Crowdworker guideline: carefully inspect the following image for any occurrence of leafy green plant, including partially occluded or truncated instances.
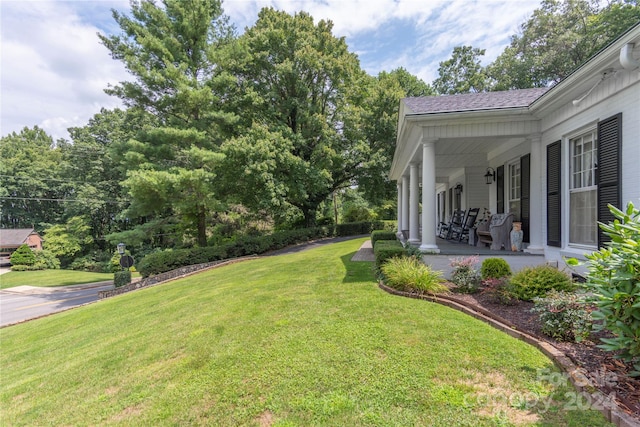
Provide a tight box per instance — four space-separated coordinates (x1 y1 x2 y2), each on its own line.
449 256 481 293
509 265 575 301
481 257 512 279
114 270 132 288
381 256 447 294
581 202 640 375
33 250 60 270
481 277 518 305
373 239 406 269
371 230 397 247
532 291 592 342
9 244 36 267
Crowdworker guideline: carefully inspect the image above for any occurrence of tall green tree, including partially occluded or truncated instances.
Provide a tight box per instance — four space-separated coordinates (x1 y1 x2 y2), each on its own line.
0 127 70 229
99 0 236 246
63 108 148 249
220 8 368 227
488 0 640 90
357 68 433 204
433 46 489 94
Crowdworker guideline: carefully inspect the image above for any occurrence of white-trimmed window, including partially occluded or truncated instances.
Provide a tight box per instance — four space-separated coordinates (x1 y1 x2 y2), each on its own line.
508 161 521 221
569 130 598 246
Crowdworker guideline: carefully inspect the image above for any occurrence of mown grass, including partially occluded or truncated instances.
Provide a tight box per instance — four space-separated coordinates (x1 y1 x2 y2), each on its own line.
0 269 119 289
0 238 611 426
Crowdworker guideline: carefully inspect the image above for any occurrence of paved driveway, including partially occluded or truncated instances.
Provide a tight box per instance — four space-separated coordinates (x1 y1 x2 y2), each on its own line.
0 282 113 327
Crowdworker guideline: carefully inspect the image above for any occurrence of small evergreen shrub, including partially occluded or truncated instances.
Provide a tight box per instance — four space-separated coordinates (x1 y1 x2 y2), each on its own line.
381 256 447 294
481 277 518 305
481 258 512 280
9 244 36 266
581 202 640 375
114 270 132 288
509 264 575 301
449 256 481 293
33 250 60 270
371 230 397 247
532 290 592 342
373 240 406 268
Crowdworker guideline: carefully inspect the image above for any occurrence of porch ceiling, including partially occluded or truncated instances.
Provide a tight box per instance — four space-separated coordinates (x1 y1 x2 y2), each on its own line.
405 135 522 177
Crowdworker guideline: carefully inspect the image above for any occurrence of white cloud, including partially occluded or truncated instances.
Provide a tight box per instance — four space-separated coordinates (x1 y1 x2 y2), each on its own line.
1 0 129 141
1 0 541 141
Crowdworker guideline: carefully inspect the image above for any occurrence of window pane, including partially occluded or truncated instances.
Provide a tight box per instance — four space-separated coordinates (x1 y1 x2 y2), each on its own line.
570 189 597 245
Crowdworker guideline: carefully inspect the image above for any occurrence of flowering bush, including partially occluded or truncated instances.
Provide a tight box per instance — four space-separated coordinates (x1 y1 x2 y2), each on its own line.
449 256 481 293
532 290 592 342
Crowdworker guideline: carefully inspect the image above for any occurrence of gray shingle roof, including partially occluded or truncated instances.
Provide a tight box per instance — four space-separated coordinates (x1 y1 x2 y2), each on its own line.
403 87 550 114
0 228 37 248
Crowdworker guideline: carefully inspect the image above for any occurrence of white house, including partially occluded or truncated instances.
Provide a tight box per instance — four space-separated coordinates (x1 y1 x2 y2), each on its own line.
390 22 640 269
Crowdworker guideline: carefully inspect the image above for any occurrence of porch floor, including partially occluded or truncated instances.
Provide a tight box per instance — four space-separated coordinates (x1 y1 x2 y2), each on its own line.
353 238 547 279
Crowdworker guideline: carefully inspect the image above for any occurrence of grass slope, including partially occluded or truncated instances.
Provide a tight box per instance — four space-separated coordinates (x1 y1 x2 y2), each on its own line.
1 238 610 426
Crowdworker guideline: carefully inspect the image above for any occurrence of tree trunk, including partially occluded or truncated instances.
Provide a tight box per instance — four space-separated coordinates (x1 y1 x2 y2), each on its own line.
197 204 207 247
303 208 317 228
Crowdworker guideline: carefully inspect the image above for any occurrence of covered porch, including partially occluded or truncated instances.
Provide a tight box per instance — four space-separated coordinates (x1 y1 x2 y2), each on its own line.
390 88 549 255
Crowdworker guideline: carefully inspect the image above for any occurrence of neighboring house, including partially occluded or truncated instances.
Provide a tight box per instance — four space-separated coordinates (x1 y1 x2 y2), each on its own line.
390 23 640 271
0 228 44 264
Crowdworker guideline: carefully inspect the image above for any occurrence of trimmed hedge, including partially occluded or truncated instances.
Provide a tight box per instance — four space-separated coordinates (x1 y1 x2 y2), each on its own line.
373 240 406 268
114 270 132 288
371 230 397 247
137 223 380 278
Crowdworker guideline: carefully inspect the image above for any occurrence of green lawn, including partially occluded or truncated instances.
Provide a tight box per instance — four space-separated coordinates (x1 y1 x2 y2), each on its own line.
0 238 611 426
0 269 135 289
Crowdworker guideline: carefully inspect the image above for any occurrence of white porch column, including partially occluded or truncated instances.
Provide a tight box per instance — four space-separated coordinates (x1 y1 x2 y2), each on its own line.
420 141 440 252
396 182 402 234
526 134 544 254
409 162 420 243
401 175 409 235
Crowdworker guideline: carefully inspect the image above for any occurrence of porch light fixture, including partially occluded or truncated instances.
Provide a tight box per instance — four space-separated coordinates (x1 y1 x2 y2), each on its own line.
454 183 463 196
117 242 126 255
484 167 496 184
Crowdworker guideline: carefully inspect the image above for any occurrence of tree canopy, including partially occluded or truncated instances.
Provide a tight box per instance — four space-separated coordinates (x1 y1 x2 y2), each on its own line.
1 0 637 268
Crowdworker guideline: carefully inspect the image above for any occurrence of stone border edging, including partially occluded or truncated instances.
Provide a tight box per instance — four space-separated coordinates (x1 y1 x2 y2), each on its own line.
98 256 259 299
377 282 639 427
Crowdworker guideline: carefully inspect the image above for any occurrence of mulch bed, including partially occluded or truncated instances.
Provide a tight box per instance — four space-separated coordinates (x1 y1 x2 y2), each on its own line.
441 288 640 424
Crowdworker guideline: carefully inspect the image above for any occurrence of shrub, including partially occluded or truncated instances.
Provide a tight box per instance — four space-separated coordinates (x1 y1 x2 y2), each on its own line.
381 256 447 294
336 221 384 236
137 226 337 277
509 264 575 301
481 258 512 280
343 206 373 222
373 240 406 268
449 256 481 293
10 244 36 266
114 270 132 288
371 230 397 247
532 290 592 342
481 277 518 305
10 265 30 271
581 202 640 375
33 250 60 270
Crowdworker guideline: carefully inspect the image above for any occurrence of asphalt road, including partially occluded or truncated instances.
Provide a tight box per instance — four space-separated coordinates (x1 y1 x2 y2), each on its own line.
0 282 114 327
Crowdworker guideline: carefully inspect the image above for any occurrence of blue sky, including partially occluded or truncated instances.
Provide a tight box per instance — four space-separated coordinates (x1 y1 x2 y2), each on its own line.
0 0 540 141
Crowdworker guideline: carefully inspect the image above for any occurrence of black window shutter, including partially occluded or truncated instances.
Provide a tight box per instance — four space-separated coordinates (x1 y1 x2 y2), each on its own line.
547 141 561 247
597 113 622 248
496 165 504 214
521 154 530 243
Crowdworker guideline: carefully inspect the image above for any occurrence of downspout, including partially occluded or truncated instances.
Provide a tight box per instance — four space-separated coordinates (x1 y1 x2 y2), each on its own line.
620 43 639 71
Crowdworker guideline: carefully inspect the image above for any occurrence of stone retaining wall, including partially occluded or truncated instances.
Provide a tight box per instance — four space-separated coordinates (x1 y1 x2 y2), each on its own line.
98 256 257 299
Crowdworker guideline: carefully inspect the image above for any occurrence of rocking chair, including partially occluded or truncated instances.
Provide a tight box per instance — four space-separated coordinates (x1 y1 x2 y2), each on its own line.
449 208 480 242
